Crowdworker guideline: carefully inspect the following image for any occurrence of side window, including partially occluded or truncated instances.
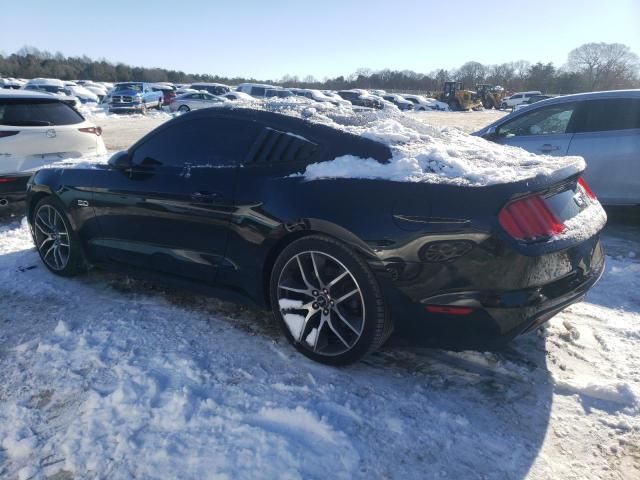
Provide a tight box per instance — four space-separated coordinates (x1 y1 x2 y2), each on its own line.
511 94 522 100
575 99 640 133
251 87 266 97
497 103 577 137
131 118 259 168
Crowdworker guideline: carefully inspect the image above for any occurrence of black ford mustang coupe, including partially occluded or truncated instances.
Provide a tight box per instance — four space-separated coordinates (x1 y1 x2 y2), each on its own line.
26 108 605 364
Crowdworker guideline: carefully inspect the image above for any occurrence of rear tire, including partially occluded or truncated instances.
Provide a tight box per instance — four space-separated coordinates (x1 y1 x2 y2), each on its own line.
179 105 190 113
270 235 392 365
31 197 87 277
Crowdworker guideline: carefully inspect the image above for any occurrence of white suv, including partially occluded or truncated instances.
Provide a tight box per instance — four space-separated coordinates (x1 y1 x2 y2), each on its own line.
501 91 542 109
236 83 282 98
0 90 106 203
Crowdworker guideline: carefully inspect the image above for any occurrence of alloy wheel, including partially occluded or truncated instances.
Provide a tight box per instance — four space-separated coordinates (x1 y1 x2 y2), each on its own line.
33 204 70 271
277 251 365 356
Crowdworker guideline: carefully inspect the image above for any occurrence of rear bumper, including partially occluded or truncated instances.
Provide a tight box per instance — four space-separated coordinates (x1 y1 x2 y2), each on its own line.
380 236 605 350
0 174 31 203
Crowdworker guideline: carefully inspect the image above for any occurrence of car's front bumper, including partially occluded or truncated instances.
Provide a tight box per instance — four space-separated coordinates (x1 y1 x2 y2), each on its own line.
379 235 605 350
109 103 145 112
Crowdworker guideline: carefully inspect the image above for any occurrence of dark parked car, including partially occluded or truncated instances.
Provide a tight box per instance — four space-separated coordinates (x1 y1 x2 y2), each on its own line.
190 83 231 96
382 94 414 111
337 90 384 109
26 108 605 365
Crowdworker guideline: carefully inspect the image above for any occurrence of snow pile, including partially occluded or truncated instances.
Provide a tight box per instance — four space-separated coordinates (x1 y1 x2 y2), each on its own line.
554 378 639 409
298 112 586 186
79 104 175 121
0 315 359 479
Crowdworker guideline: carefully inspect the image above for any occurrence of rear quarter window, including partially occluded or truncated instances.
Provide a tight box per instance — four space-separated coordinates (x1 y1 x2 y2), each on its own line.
575 98 640 132
0 99 85 126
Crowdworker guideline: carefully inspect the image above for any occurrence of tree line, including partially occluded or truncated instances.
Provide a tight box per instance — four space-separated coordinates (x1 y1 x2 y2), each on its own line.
1 43 638 94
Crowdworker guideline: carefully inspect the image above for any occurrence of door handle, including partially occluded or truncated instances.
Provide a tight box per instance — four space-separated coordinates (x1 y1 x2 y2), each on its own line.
540 144 560 152
190 191 220 202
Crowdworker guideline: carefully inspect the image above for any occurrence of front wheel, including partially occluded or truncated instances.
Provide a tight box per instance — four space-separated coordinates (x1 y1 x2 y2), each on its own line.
178 105 190 112
270 235 392 365
31 197 87 276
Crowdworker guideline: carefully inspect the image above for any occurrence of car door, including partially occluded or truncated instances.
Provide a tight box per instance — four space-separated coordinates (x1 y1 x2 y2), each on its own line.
567 98 640 205
89 116 255 283
493 102 579 156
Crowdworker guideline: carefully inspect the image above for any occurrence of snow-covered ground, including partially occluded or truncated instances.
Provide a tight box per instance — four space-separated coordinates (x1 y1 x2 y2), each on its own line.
0 209 638 479
1 109 637 479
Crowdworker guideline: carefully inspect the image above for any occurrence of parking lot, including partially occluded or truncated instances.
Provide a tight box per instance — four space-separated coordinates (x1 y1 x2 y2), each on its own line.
0 108 638 480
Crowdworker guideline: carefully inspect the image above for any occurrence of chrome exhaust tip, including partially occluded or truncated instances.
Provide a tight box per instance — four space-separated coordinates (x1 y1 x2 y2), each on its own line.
0 198 9 207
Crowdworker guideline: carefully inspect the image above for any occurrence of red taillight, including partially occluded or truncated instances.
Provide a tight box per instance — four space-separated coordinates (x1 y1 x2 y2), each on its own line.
0 177 18 183
0 131 19 138
578 177 596 200
499 194 564 242
78 126 102 136
425 305 474 315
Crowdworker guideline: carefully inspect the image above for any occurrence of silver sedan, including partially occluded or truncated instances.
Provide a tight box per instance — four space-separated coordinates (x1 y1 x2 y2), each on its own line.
474 89 640 206
169 92 226 112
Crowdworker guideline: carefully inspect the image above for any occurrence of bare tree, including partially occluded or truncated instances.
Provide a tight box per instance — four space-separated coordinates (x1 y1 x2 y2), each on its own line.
566 42 640 90
455 61 486 88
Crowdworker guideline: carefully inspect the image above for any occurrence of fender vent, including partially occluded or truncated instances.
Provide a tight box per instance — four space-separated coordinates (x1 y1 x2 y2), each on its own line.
246 127 319 165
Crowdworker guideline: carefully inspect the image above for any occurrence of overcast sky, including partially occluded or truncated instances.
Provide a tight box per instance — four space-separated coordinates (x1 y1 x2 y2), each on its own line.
1 0 639 79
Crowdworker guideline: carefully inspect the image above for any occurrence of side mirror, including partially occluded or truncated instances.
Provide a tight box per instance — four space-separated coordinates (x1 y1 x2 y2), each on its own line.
483 126 498 141
108 151 131 170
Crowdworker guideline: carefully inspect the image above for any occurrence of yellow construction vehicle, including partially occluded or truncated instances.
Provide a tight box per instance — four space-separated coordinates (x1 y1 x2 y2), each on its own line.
475 84 506 109
440 81 483 111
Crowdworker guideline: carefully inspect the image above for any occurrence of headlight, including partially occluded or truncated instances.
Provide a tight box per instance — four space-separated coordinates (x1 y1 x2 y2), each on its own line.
132 96 143 103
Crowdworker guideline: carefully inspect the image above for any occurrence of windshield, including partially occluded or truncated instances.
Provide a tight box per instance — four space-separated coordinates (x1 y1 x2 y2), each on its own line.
265 90 292 98
115 83 143 92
